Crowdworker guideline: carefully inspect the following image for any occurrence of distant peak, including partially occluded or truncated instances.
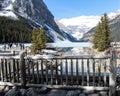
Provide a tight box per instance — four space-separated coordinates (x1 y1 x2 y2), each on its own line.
59 15 100 28
108 9 120 19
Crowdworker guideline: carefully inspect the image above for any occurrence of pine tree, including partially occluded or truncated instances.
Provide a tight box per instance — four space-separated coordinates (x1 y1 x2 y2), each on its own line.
93 13 111 51
31 27 48 53
93 22 101 49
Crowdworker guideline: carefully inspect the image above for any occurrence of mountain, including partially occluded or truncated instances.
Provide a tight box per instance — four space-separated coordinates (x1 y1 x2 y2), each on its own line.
58 16 100 40
0 0 76 42
58 10 120 40
83 11 120 42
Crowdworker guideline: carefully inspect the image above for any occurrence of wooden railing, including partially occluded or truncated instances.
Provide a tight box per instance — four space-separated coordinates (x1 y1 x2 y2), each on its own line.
0 51 118 96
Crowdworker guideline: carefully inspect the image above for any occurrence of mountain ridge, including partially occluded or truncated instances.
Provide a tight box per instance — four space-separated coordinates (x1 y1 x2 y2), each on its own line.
83 14 120 42
58 10 120 40
0 0 77 42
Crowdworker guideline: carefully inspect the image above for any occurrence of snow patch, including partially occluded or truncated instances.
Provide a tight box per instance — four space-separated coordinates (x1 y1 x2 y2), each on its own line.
0 81 14 86
108 10 120 19
27 54 54 60
4 3 13 10
11 0 16 3
72 31 83 40
0 0 18 19
0 10 18 19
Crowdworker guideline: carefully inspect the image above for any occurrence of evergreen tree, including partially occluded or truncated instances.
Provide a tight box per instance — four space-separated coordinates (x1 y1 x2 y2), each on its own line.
93 22 101 49
93 13 111 51
31 27 48 53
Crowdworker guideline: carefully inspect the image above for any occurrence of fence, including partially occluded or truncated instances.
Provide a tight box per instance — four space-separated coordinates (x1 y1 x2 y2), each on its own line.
0 51 118 96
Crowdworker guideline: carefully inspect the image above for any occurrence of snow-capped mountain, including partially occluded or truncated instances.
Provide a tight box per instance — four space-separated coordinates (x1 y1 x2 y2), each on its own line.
108 10 120 19
58 16 100 40
84 12 120 42
0 0 77 42
58 10 120 40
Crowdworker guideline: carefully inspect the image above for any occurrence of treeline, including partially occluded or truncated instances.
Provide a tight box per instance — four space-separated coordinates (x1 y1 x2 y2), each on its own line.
0 16 32 43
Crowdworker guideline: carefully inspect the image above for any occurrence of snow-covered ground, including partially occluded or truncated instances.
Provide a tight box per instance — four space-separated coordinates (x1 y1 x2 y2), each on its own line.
58 9 120 39
0 41 92 57
0 41 92 48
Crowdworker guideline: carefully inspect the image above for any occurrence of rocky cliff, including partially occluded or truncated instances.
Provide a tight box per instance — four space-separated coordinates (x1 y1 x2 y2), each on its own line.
13 0 60 32
0 0 77 42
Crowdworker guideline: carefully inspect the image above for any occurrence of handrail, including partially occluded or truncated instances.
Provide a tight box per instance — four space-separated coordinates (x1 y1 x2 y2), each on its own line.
0 50 118 96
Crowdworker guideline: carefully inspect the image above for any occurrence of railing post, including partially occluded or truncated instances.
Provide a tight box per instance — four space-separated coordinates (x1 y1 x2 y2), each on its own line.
11 50 15 56
19 51 26 88
109 50 117 96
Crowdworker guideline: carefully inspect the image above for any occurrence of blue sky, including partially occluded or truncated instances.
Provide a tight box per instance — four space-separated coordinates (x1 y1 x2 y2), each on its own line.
44 0 120 20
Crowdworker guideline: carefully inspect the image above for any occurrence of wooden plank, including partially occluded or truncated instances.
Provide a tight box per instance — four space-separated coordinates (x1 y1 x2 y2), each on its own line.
8 60 12 82
93 58 95 86
27 60 31 83
45 59 48 85
76 59 79 85
87 59 90 86
50 59 53 85
60 59 63 85
26 84 109 91
20 52 26 88
5 59 8 81
71 59 73 85
66 59 68 85
31 61 35 83
98 59 101 86
16 59 20 82
36 60 39 84
109 50 117 96
40 59 44 84
1 59 4 81
104 58 107 86
55 59 58 85
82 59 84 86
13 59 16 82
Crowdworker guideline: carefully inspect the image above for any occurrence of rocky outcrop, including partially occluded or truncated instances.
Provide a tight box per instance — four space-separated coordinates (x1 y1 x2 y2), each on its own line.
0 0 77 42
13 0 60 32
0 0 60 32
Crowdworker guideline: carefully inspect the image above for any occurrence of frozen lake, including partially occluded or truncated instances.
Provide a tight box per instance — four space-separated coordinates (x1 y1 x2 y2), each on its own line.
0 41 92 48
47 41 93 48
